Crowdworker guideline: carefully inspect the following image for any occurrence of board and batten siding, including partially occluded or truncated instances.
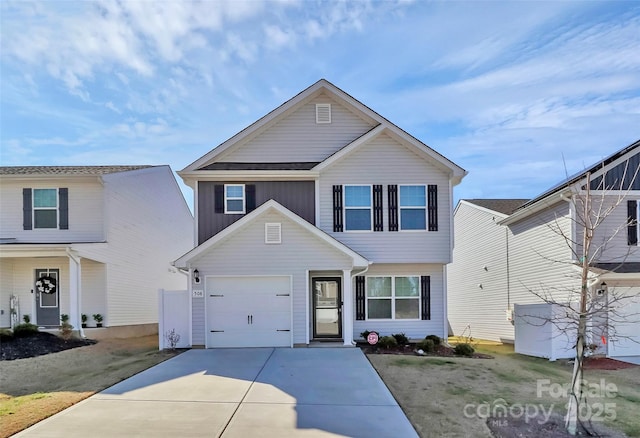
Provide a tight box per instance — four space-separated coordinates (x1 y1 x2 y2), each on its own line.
0 178 105 243
189 210 354 345
197 180 315 244
319 133 452 263
352 263 446 340
77 167 193 327
217 93 376 163
447 202 514 342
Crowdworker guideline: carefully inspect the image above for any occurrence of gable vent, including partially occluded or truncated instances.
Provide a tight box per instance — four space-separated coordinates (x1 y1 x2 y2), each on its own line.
265 223 282 244
316 103 331 124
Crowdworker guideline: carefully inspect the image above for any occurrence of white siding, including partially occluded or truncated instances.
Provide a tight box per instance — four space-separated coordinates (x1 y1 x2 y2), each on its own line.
77 167 193 327
192 296 205 345
219 93 376 163
0 258 14 327
352 263 446 340
80 259 106 323
0 178 105 243
189 210 354 345
319 133 452 263
448 203 514 342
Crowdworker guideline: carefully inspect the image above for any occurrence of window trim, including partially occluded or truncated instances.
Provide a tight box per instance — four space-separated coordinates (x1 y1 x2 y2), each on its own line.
398 184 428 232
224 184 246 214
32 188 59 230
343 184 373 232
365 275 421 321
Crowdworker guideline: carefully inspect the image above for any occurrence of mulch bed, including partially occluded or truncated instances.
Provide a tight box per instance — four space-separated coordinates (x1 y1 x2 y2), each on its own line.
487 412 627 438
583 356 638 370
0 332 96 361
359 342 493 359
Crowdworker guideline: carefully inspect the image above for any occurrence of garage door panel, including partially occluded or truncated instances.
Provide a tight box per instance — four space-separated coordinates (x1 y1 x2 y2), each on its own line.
206 276 292 348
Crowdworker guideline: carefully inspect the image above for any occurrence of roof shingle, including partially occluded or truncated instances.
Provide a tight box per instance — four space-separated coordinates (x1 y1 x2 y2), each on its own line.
0 165 153 176
464 199 530 215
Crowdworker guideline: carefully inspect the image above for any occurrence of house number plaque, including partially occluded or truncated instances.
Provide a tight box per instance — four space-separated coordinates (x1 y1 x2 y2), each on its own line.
192 290 204 298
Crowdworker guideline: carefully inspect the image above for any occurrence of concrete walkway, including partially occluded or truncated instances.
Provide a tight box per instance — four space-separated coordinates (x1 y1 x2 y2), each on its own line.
17 348 417 437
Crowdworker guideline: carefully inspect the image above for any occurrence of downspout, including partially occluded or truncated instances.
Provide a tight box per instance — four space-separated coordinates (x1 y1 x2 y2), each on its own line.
349 262 372 346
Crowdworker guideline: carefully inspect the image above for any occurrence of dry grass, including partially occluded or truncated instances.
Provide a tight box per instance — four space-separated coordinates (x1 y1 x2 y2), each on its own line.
0 335 179 438
369 343 640 438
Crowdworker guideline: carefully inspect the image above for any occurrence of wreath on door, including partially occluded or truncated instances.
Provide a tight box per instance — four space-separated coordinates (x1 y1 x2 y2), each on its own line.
36 276 57 294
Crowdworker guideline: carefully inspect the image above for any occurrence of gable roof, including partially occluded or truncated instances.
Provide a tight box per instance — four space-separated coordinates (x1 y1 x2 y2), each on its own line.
173 199 369 269
0 165 153 176
180 79 466 184
500 138 640 225
463 199 530 216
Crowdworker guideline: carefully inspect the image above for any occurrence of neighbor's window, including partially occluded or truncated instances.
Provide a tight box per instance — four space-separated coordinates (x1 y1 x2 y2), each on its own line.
224 184 245 214
344 185 372 231
399 185 426 230
33 189 58 229
367 276 420 320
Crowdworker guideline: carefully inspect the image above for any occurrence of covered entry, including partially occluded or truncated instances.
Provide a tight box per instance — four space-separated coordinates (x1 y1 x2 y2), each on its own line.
206 276 291 348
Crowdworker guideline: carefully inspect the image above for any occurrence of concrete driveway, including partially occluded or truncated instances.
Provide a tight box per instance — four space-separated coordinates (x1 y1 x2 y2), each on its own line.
17 348 417 437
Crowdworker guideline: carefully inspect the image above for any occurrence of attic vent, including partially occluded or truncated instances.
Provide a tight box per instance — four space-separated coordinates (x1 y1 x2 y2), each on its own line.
265 223 282 244
316 104 331 124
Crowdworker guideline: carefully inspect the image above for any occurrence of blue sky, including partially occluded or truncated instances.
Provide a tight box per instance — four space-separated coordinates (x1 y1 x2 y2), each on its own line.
1 1 639 210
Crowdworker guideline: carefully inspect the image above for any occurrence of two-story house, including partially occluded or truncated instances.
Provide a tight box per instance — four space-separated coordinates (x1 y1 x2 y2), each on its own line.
173 79 466 348
448 139 640 364
0 165 193 337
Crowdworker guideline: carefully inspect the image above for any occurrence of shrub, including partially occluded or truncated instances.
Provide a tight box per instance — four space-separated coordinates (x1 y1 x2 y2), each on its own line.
425 334 441 346
360 330 372 340
0 328 13 341
377 336 398 349
417 338 435 353
22 314 31 324
59 315 74 341
392 333 409 345
12 323 39 338
454 343 475 357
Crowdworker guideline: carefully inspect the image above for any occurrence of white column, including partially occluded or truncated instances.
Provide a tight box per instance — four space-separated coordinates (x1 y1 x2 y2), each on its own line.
342 269 354 346
67 250 83 336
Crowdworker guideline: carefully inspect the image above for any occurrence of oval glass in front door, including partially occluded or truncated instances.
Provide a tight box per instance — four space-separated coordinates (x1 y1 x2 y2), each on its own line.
313 278 342 338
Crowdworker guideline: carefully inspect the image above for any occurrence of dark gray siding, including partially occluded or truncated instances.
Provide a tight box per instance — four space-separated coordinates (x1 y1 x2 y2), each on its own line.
198 180 315 244
590 151 640 190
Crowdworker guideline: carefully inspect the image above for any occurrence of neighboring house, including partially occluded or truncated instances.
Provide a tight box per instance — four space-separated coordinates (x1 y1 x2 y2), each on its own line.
0 165 193 336
448 139 640 364
173 79 466 348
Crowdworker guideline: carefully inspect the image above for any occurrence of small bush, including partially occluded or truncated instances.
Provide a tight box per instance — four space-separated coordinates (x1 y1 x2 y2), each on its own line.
454 343 475 357
60 314 70 323
425 334 441 346
0 328 13 341
12 323 39 338
22 314 31 324
377 335 398 349
417 338 435 353
360 330 372 340
392 333 409 345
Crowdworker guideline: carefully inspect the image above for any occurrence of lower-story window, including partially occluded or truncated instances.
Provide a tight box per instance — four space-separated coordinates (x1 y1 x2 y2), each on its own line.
366 276 420 319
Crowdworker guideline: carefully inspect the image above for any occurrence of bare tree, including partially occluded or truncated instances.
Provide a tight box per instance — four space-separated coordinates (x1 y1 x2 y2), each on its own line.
520 160 640 435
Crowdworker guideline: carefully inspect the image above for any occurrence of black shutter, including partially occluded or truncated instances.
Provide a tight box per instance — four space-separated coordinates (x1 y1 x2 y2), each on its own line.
214 185 224 213
246 185 256 212
58 188 69 230
421 276 431 320
23 188 32 230
428 185 438 231
388 185 398 232
333 185 343 232
373 185 383 231
356 275 366 320
628 200 638 245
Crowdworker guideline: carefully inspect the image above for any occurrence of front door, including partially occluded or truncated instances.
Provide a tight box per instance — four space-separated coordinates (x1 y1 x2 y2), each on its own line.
312 277 342 339
35 268 60 326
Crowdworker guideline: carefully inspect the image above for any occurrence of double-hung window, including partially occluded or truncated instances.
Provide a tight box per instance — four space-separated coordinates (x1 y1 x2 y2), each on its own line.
399 185 426 230
344 185 372 231
224 184 245 214
33 189 58 229
366 276 420 320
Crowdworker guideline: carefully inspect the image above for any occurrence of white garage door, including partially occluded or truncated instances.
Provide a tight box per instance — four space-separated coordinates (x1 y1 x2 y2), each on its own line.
206 276 291 348
607 287 640 363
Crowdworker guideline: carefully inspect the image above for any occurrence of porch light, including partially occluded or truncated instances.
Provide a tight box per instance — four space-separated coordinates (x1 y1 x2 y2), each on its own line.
193 269 200 284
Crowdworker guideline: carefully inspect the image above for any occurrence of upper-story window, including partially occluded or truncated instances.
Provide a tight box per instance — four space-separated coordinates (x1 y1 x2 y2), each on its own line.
399 185 427 230
33 189 58 228
224 184 245 214
344 185 372 231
